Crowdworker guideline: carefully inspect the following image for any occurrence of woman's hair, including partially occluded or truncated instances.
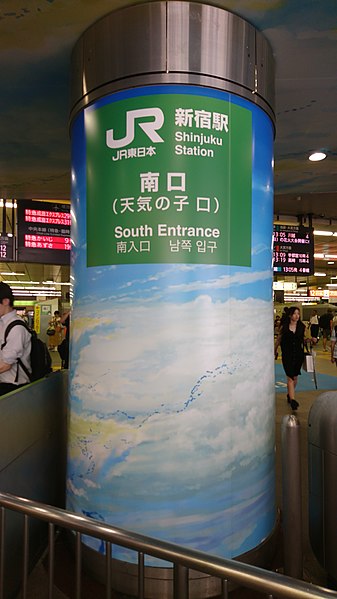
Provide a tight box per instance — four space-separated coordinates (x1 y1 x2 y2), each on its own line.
280 306 289 326
287 306 300 318
283 306 305 336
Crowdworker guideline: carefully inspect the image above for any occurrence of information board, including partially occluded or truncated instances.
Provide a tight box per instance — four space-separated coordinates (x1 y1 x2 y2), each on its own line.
273 224 314 275
17 200 71 265
0 233 14 261
85 90 252 267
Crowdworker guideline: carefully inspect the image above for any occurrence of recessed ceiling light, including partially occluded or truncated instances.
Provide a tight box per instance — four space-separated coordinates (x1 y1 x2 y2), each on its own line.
328 261 335 265
309 151 326 162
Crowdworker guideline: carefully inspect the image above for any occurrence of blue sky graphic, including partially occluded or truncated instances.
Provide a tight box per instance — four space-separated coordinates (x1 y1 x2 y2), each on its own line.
67 87 276 562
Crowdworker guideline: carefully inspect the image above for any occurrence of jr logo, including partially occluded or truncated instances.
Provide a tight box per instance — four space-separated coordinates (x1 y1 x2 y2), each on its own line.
106 108 164 149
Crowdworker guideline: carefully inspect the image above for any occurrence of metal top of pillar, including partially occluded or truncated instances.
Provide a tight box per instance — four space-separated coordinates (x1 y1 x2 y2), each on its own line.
70 1 275 126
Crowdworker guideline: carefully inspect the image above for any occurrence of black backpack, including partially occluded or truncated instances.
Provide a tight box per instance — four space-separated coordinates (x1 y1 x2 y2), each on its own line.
1 320 52 382
319 313 330 329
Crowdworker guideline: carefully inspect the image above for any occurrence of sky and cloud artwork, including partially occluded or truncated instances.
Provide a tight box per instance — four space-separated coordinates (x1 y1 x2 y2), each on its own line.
67 88 276 564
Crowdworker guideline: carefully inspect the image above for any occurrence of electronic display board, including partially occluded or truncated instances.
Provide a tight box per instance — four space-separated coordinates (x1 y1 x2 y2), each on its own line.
0 233 14 261
17 200 71 265
273 224 314 275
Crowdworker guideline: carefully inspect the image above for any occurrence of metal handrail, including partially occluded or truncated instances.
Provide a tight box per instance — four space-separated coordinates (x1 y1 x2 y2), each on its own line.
0 491 335 599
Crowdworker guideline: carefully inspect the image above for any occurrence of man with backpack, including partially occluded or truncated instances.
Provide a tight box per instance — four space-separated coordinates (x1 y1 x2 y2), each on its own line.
0 282 32 395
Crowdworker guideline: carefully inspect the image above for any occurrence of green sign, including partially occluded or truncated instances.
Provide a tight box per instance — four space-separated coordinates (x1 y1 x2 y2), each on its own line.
86 90 252 267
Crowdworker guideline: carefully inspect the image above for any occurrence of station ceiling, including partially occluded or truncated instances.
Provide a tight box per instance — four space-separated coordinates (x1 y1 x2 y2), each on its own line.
0 0 336 295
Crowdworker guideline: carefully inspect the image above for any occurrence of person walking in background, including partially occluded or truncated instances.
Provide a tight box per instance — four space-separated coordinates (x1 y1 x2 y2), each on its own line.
331 323 337 367
274 306 306 411
47 310 63 351
319 308 333 351
0 282 31 396
280 306 289 328
274 315 281 338
58 309 70 368
332 310 337 333
308 309 319 346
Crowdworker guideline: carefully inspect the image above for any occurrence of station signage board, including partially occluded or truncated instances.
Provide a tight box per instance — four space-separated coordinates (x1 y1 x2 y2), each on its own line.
0 233 14 261
309 289 337 298
85 90 252 267
273 224 314 275
17 200 71 265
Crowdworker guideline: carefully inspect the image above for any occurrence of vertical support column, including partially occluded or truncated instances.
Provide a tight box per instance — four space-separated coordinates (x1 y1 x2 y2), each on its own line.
282 414 303 579
173 564 189 599
68 2 275 590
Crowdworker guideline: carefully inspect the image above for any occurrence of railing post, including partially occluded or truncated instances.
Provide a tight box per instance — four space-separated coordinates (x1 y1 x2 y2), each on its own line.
221 577 228 598
75 531 81 599
281 414 303 579
105 541 111 599
22 515 29 599
173 563 189 599
48 522 55 599
0 507 5 599
138 551 144 599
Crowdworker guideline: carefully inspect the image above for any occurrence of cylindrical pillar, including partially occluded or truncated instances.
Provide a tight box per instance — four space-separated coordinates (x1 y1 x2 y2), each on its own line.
68 1 275 594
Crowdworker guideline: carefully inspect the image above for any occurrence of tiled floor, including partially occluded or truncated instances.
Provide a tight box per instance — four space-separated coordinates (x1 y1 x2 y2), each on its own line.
21 342 337 597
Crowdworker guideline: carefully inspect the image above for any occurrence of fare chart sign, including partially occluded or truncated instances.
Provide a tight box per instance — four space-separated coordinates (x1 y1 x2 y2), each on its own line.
85 89 252 267
273 224 314 275
17 200 71 265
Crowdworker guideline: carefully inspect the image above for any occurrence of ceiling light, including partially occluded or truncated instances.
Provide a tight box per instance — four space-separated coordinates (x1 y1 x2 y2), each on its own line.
314 272 326 276
11 286 56 291
12 291 62 297
3 280 40 285
313 230 333 236
328 261 335 265
0 199 17 208
309 151 326 162
0 272 25 276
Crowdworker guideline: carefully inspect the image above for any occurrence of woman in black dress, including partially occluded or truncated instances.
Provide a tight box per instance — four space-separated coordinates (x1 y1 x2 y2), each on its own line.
274 306 305 411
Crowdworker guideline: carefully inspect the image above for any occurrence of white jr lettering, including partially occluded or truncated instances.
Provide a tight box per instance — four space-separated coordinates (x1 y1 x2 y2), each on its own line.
106 108 164 149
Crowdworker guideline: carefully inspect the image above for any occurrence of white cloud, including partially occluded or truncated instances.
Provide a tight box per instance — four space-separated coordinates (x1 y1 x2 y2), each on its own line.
69 294 274 488
68 293 275 557
167 270 270 292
